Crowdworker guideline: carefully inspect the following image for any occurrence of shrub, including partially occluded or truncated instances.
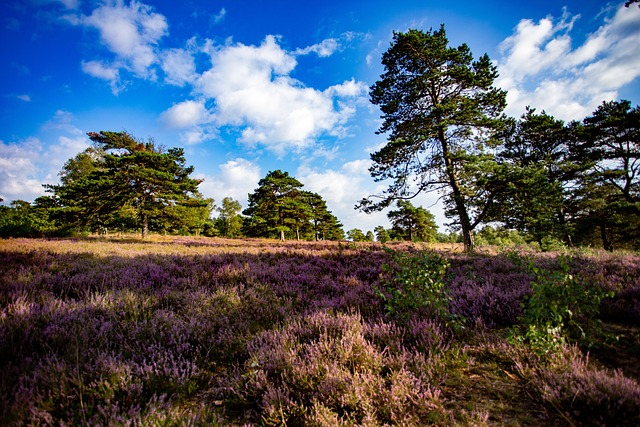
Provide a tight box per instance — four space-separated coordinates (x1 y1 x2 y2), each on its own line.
515 255 614 354
376 248 459 326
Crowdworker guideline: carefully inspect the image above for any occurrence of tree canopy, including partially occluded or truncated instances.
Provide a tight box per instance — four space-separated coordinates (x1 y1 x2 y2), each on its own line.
45 131 205 238
243 170 344 241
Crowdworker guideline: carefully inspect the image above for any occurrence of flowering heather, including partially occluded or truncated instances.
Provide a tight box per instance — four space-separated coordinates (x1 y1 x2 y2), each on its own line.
1 236 639 425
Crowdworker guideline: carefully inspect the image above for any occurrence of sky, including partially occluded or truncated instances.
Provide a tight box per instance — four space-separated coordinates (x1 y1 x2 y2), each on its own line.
1 0 639 234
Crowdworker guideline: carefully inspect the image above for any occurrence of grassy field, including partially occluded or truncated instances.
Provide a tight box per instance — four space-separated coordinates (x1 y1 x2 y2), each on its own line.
1 236 639 426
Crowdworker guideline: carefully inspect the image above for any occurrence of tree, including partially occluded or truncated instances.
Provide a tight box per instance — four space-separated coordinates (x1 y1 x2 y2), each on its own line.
347 228 367 242
387 200 438 242
358 26 507 252
243 170 305 240
302 191 344 241
0 200 54 237
490 108 581 247
216 197 244 238
46 131 204 238
573 100 640 249
243 171 345 241
583 100 639 212
374 225 391 243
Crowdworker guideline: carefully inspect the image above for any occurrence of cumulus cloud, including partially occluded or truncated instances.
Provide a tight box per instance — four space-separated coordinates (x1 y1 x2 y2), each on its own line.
194 35 368 153
161 47 197 87
0 137 45 202
496 4 640 121
0 111 90 203
75 0 168 86
160 99 212 128
160 99 216 144
197 158 261 207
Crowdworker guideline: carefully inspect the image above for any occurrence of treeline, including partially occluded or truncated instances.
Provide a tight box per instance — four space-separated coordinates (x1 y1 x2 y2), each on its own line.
359 26 639 252
0 132 345 241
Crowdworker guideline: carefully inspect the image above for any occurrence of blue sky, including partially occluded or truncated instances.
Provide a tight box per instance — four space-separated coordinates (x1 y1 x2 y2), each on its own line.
1 0 639 233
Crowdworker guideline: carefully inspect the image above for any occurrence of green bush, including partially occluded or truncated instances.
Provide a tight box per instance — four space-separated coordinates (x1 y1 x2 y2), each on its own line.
515 255 614 354
376 249 461 327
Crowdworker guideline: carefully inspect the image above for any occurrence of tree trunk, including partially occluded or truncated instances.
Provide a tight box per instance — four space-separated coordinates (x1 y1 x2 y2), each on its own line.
440 131 474 252
280 229 285 241
600 222 613 251
296 226 300 241
141 213 149 239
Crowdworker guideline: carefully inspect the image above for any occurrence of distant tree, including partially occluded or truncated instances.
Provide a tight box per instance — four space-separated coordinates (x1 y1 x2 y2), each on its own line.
358 26 508 252
216 197 244 238
46 131 204 238
243 170 305 240
365 230 375 241
243 171 345 241
302 191 344 240
162 196 214 236
387 200 438 242
0 200 54 237
374 225 391 243
347 228 367 242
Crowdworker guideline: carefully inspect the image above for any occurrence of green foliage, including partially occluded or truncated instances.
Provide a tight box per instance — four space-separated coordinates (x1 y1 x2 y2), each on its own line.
374 225 391 243
376 249 459 326
243 171 344 241
475 225 528 247
0 200 58 237
45 132 204 238
514 256 614 354
346 228 367 242
387 200 438 242
215 197 243 238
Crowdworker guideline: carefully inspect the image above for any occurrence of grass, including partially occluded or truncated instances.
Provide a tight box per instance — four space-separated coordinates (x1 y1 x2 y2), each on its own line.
1 235 639 426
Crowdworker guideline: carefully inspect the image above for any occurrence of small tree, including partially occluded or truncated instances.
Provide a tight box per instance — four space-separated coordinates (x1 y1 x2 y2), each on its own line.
216 197 244 238
387 200 438 242
347 228 367 242
374 225 391 243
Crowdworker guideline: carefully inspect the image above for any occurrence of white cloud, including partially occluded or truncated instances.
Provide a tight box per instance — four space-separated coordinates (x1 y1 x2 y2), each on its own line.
496 4 640 121
77 0 168 83
160 99 216 144
81 60 122 94
160 99 211 128
295 38 340 57
16 94 31 102
0 137 45 202
0 111 90 203
161 47 197 86
197 158 261 208
195 35 368 154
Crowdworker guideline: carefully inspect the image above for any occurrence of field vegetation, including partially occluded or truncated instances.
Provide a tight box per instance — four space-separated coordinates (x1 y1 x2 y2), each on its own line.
1 235 639 426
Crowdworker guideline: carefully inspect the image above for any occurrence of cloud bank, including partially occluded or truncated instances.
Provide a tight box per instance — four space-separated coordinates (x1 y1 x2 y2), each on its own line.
496 5 640 121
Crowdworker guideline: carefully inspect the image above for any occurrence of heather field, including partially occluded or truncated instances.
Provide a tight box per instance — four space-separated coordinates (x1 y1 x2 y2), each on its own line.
1 237 640 426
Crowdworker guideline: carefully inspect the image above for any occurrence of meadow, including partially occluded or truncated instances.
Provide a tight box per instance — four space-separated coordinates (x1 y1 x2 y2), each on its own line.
1 236 639 426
